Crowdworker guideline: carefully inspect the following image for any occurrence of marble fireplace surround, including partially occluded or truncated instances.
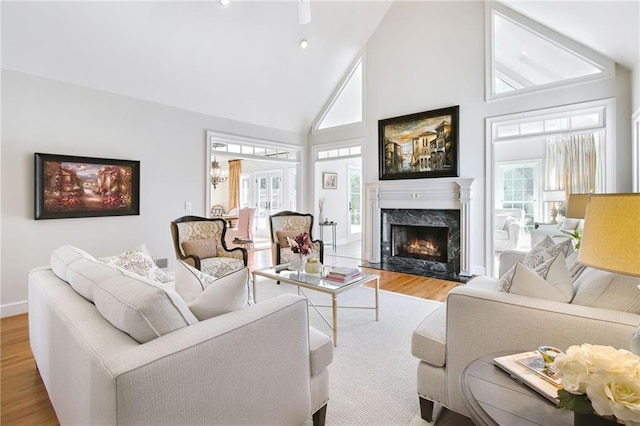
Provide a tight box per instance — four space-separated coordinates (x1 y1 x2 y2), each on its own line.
364 178 474 277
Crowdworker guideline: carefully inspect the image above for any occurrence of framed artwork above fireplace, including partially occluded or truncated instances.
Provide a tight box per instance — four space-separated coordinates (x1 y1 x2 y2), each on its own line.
378 105 459 180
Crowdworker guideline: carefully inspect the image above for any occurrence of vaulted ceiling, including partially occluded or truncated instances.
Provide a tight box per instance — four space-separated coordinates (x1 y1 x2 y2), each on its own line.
2 1 638 135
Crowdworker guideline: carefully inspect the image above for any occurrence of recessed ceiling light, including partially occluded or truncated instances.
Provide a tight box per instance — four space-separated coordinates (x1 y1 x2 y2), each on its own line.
219 0 230 7
299 39 309 49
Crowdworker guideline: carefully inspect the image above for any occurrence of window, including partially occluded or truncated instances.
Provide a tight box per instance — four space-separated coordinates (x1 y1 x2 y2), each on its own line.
316 145 361 161
486 3 614 100
496 162 540 232
315 58 363 131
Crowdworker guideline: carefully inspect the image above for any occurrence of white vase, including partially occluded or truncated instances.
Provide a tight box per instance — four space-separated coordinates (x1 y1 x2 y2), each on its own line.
289 254 307 271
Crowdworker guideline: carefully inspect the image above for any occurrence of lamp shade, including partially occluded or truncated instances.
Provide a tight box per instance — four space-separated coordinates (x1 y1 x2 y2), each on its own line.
565 193 589 219
579 193 640 277
543 190 565 202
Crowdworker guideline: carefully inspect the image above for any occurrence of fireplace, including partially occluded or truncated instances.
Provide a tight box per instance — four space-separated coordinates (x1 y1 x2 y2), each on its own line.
378 208 461 279
391 225 448 263
364 178 474 280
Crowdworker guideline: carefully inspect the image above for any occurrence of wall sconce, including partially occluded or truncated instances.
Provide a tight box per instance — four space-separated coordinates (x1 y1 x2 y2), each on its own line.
211 157 228 189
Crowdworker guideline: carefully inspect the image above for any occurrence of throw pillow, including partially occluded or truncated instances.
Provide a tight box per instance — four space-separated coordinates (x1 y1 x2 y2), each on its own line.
174 260 250 321
565 250 587 282
181 239 217 260
276 230 301 248
93 271 198 343
100 244 173 284
560 218 580 231
571 268 640 314
523 238 573 269
496 253 573 302
50 245 96 281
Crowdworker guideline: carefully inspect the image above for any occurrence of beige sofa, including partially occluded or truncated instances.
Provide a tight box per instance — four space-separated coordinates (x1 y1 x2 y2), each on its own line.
411 249 640 422
28 245 332 425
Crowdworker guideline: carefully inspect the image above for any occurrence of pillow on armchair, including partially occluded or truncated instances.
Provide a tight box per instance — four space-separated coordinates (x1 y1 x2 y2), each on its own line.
181 239 217 260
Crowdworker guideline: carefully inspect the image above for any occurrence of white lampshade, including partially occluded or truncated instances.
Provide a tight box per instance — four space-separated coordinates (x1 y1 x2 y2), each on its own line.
542 190 566 202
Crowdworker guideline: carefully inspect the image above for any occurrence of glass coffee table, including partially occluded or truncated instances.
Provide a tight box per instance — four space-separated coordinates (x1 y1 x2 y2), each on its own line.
252 266 379 347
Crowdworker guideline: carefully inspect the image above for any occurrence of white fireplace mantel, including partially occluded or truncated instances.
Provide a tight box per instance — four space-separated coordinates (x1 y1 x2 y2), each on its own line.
364 178 474 276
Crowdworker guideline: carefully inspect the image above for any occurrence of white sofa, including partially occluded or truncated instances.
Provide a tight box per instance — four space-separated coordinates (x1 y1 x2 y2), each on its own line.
28 245 332 425
411 249 640 422
494 208 525 251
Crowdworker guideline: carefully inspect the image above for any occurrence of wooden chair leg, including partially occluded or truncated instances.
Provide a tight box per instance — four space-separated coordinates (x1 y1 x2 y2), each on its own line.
312 404 327 426
419 397 434 422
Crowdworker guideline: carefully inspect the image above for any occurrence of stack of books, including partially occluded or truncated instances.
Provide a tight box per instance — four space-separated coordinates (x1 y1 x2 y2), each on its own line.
493 351 563 404
324 267 363 283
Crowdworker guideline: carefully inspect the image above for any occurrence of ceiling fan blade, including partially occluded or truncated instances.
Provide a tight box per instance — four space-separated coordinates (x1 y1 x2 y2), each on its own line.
298 0 311 25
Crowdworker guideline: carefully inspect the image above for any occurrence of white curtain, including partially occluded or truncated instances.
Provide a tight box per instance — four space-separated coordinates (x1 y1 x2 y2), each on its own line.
545 132 603 199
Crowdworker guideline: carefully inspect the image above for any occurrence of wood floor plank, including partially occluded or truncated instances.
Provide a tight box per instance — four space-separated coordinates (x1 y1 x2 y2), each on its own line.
1 248 460 425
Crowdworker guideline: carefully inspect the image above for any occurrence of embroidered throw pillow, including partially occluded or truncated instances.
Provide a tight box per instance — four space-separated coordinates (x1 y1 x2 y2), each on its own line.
100 244 173 284
523 237 573 269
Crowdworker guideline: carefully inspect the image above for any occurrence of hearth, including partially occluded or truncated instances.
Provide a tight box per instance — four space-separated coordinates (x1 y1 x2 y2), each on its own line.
391 224 448 263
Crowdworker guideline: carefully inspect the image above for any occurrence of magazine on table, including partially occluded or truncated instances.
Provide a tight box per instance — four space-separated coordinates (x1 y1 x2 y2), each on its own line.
493 351 562 405
326 267 361 277
324 273 363 284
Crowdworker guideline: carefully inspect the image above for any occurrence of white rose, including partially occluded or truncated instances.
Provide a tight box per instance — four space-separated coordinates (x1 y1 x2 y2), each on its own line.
586 345 640 376
553 346 591 394
586 371 640 424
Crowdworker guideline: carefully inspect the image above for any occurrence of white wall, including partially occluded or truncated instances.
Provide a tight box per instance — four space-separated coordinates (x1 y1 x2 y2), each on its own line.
314 156 361 244
633 64 640 115
364 1 632 274
0 70 304 316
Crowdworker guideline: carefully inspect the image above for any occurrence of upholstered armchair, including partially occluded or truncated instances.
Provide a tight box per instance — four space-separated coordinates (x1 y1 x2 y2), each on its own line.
269 211 324 266
494 208 525 251
171 216 247 278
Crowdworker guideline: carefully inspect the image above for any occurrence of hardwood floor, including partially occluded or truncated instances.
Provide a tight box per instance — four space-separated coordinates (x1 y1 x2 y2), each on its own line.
1 248 461 425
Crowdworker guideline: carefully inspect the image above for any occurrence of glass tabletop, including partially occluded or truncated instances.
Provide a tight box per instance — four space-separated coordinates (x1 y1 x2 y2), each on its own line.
253 266 376 291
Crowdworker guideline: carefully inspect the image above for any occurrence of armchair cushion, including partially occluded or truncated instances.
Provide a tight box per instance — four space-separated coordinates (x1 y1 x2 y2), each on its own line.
174 261 250 321
309 326 333 376
411 304 447 367
277 230 301 248
181 239 217 260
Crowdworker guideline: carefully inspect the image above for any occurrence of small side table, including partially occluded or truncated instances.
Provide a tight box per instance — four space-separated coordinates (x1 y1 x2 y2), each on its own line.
319 222 337 251
460 352 572 426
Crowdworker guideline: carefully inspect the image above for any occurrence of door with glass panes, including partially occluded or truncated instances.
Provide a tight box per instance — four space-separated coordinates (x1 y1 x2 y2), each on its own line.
254 171 282 238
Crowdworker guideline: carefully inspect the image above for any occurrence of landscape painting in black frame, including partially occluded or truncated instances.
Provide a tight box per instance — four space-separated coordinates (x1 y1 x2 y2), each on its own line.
378 105 459 180
34 153 140 220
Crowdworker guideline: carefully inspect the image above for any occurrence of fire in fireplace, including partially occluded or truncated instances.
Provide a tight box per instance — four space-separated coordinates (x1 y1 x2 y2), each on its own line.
391 224 449 263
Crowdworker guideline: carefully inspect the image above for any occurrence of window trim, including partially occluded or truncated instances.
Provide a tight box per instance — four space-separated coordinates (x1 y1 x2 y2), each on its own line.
312 54 366 134
485 2 615 101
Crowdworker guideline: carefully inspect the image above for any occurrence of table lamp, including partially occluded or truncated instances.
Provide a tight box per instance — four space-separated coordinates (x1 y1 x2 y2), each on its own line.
578 193 640 354
564 193 589 219
543 190 566 223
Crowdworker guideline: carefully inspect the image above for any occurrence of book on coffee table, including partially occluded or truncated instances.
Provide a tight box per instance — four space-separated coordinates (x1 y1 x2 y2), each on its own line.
493 351 562 405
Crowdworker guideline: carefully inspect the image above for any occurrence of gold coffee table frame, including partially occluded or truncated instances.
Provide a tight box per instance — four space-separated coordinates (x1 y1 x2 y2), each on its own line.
252 266 379 347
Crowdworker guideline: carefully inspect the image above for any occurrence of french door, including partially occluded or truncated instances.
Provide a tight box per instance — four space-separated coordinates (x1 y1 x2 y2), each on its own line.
254 171 283 237
347 165 362 241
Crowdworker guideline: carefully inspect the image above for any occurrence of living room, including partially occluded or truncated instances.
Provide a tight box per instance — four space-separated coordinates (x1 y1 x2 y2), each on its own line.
2 1 639 425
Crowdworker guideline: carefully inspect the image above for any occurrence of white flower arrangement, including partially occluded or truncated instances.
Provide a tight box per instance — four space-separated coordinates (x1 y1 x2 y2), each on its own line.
551 344 640 425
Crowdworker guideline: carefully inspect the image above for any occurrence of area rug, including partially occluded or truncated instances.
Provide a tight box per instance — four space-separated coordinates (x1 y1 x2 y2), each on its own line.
255 277 446 425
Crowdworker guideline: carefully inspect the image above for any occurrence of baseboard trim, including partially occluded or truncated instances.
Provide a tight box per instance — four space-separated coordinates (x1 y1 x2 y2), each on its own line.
1 300 28 318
